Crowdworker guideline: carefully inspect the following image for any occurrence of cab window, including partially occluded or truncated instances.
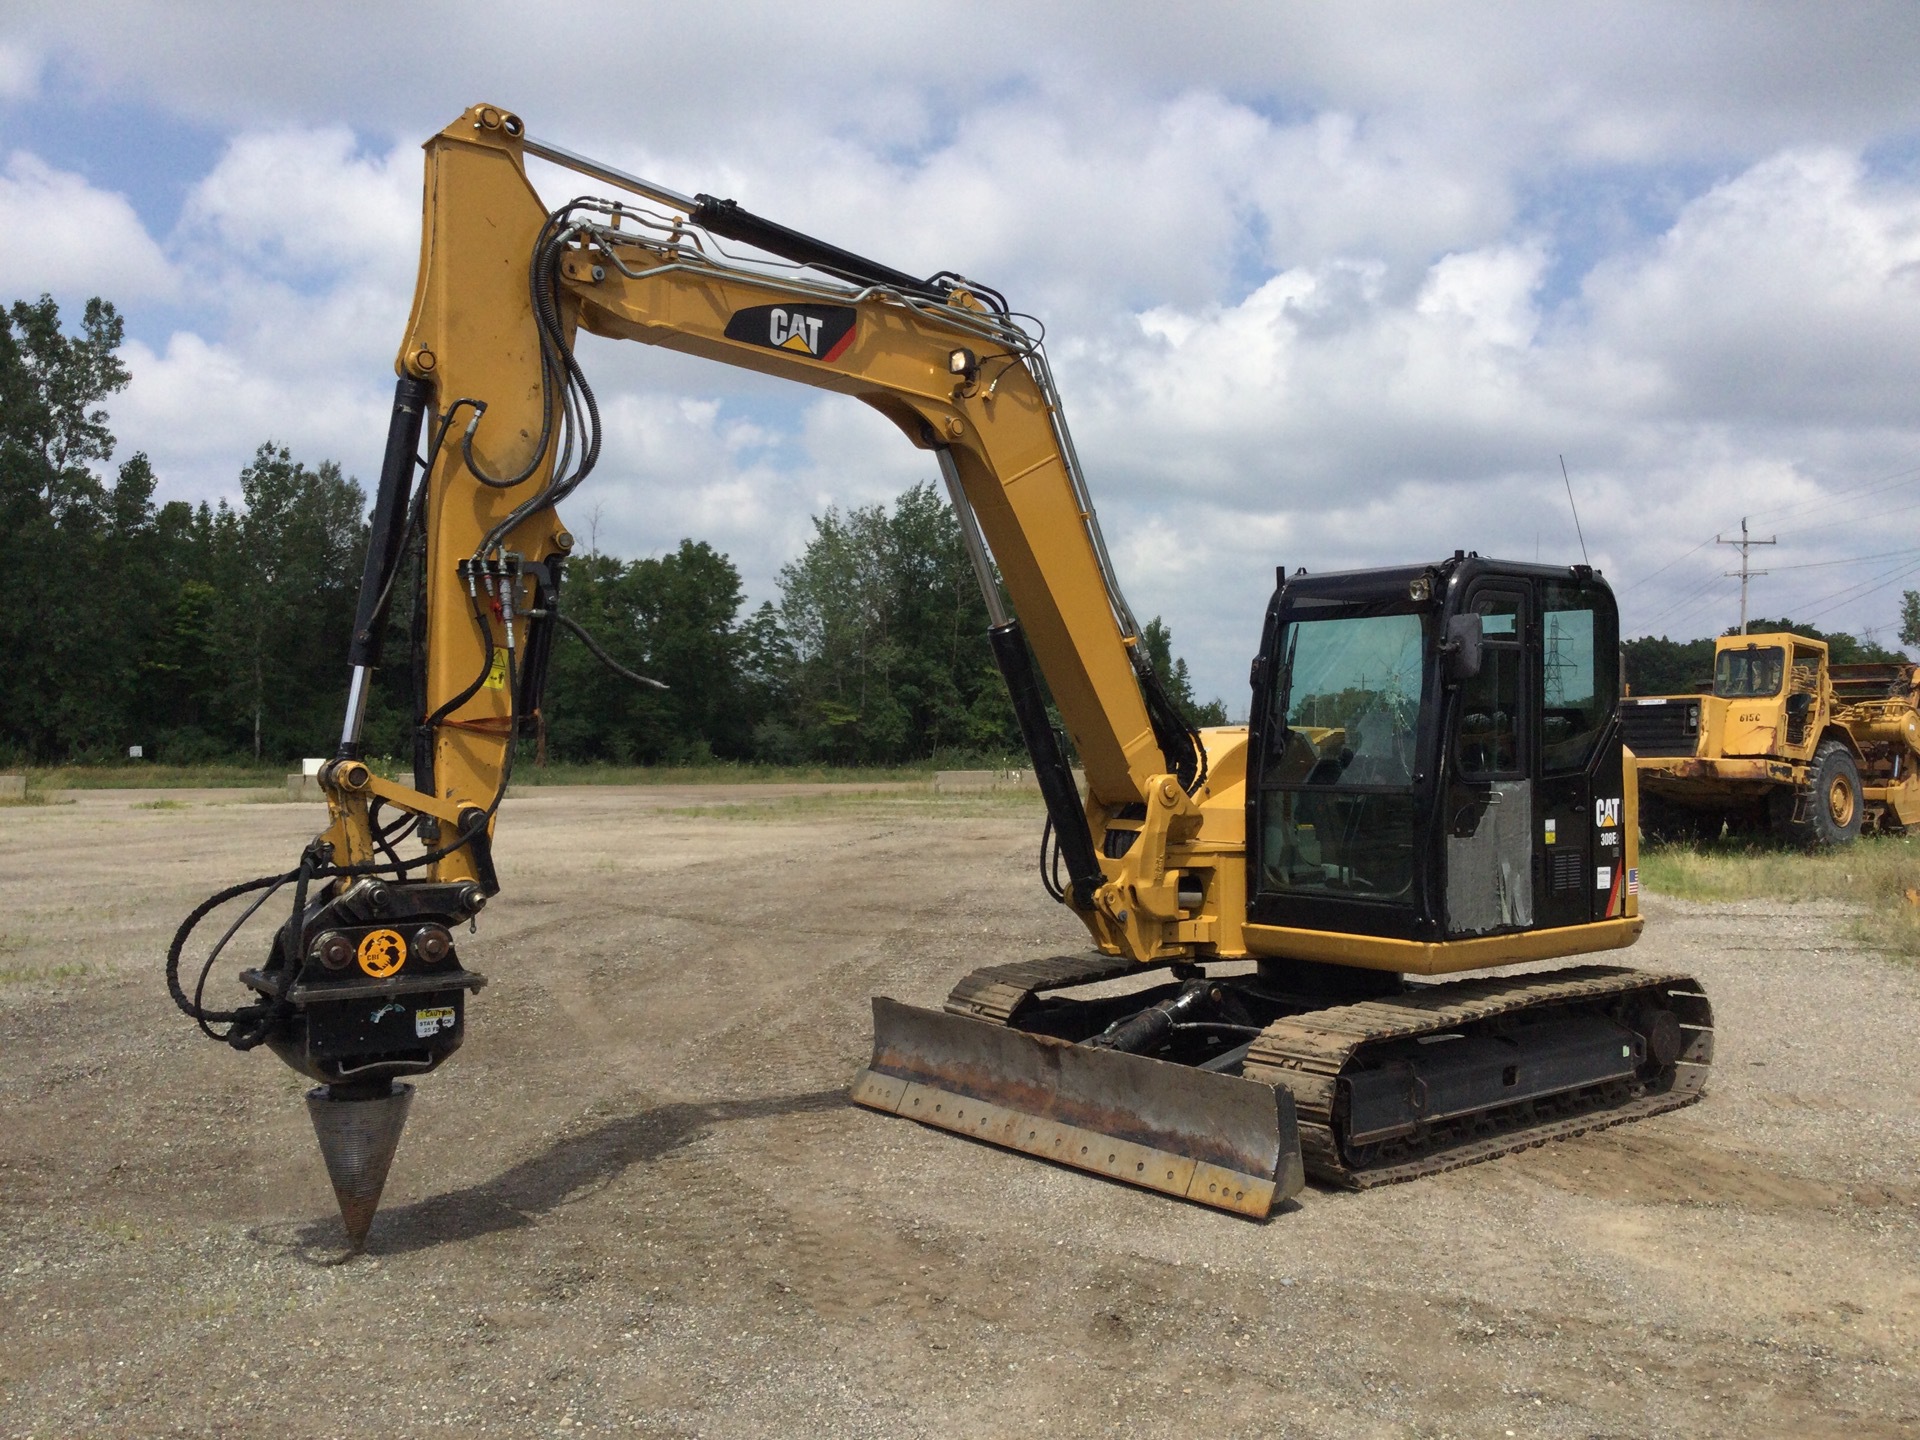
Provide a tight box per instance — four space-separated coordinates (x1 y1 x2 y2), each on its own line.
1271 612 1423 787
1790 645 1822 695
1540 581 1613 773
1261 606 1423 904
1455 592 1522 777
1715 645 1784 699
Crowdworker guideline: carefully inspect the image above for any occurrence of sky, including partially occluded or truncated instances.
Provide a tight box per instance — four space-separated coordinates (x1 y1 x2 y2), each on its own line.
6 3 1920 711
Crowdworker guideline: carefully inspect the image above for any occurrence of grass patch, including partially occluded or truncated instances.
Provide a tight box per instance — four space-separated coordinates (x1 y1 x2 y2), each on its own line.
0 962 90 986
1640 832 1920 958
12 757 1030 793
511 759 1007 787
663 787 1042 821
25 763 289 791
133 798 189 811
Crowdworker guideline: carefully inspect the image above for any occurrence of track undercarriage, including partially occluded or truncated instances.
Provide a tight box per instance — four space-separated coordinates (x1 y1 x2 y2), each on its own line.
853 955 1714 1216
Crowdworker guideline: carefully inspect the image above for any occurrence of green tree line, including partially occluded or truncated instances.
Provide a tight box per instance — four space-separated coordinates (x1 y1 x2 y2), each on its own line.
1 294 1226 768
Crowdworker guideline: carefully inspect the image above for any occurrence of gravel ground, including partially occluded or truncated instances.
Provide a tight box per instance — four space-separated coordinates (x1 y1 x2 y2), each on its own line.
1 784 1916 1439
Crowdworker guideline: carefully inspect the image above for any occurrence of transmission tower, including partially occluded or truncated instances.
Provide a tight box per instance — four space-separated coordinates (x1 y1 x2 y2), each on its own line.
1544 621 1574 706
1717 516 1776 634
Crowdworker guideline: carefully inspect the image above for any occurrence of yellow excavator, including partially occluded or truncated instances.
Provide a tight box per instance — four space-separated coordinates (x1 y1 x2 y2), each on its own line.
166 105 1713 1248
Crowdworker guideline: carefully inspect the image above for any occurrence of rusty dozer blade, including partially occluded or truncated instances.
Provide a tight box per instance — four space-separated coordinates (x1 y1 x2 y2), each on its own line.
852 997 1304 1217
305 1082 414 1252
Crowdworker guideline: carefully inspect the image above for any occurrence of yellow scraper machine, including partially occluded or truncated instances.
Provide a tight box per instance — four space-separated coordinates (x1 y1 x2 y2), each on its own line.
166 104 1713 1247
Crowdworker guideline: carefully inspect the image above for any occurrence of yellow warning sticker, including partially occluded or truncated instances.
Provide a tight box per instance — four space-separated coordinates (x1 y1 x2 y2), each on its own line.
484 651 508 689
356 928 407 978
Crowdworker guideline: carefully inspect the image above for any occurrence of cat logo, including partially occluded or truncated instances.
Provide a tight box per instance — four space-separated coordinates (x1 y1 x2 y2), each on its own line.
724 303 857 362
1594 797 1621 830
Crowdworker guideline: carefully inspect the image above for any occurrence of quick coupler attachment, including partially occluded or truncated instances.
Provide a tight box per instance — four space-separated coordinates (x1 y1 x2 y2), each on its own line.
238 878 489 1251
852 997 1305 1218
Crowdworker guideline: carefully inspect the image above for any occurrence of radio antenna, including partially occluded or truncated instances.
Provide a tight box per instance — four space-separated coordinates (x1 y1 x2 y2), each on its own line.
1559 454 1590 566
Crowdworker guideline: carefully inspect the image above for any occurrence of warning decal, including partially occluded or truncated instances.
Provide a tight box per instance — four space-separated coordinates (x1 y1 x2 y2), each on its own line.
414 1006 455 1038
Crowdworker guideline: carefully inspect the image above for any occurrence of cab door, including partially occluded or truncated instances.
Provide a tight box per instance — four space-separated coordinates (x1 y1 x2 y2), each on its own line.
1534 576 1621 927
1443 586 1533 935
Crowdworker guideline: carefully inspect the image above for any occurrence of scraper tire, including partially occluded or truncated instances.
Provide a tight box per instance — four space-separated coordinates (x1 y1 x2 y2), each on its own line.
1790 740 1862 848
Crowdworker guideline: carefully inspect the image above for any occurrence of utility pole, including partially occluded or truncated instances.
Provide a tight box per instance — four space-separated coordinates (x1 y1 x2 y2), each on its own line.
1717 516 1776 634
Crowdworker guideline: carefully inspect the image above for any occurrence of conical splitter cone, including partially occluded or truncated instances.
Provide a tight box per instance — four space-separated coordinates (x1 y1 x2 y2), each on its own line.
306 1083 414 1251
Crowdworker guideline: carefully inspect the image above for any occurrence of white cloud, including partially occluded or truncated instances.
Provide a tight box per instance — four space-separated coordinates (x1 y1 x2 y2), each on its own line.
76 113 1920 694
1070 240 1569 508
117 320 392 498
1049 140 1920 684
12 7 1920 698
15 3 1920 167
107 133 424 508
0 39 38 100
0 151 175 300
1581 148 1920 424
580 346 936 605
177 128 418 281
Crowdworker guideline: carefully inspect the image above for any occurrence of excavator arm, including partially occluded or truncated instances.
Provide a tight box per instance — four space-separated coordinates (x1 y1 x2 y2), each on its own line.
336 103 1239 965
165 103 1273 1248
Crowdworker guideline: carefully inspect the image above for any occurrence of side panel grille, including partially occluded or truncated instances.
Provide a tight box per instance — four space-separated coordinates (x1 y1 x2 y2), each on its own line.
1549 847 1585 894
1620 699 1699 758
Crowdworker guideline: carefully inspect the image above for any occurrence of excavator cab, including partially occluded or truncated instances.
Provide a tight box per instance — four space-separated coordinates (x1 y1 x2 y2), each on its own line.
1247 555 1632 955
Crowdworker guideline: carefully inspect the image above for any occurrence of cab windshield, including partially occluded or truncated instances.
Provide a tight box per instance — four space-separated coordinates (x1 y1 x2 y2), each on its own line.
1715 645 1784 699
1272 612 1424 786
1261 606 1425 904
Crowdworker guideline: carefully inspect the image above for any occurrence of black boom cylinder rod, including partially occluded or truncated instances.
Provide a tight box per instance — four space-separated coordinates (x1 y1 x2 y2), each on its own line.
346 375 434 671
690 194 947 301
989 620 1104 910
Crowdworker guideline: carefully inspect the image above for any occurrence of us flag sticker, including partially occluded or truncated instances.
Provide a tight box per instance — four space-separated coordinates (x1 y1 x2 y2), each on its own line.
1627 867 1640 895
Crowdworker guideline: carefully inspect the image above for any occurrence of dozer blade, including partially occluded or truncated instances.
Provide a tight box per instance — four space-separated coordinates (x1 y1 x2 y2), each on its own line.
852 997 1304 1218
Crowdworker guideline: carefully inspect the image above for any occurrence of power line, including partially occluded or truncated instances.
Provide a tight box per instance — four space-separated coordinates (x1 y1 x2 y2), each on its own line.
1616 462 1920 595
1744 461 1920 528
1652 579 1740 637
1632 570 1737 633
1638 566 1736 624
1765 548 1912 573
1796 558 1920 626
1777 492 1920 543
1616 537 1715 596
1631 555 1919 640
